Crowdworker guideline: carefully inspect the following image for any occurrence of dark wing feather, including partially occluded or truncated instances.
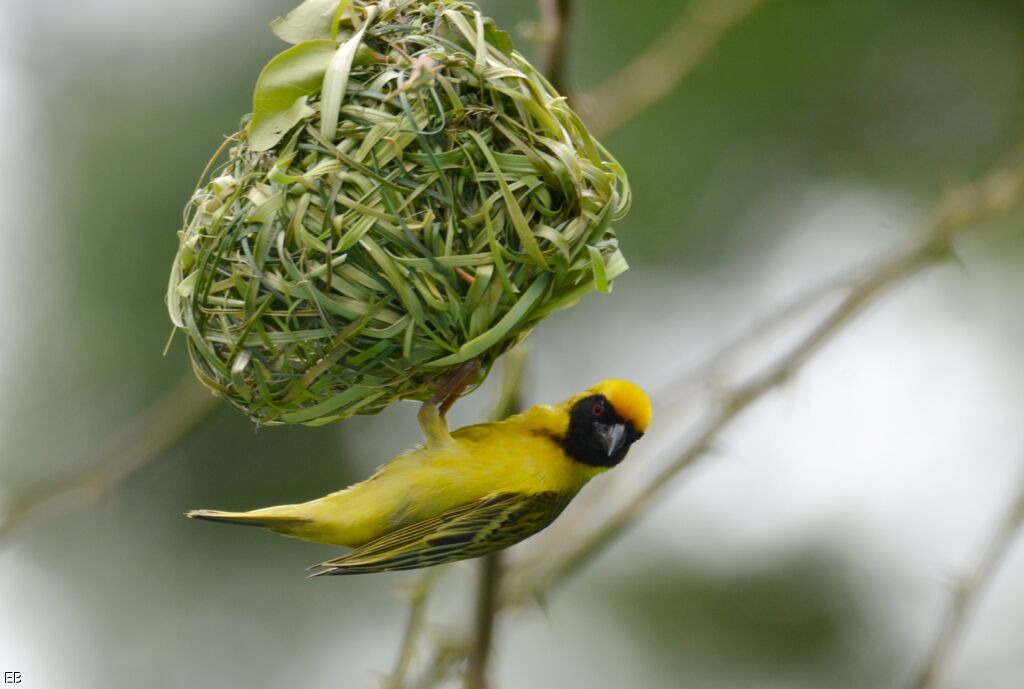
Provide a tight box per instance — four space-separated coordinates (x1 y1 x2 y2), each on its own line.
308 492 570 576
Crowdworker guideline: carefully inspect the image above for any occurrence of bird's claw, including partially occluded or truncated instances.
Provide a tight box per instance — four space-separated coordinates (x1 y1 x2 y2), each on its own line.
430 359 481 418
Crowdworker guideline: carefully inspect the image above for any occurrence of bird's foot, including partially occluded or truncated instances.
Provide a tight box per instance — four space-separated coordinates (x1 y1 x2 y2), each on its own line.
432 359 481 417
417 359 480 446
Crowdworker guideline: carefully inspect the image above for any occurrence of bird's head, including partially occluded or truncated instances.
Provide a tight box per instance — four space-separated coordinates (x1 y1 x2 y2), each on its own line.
562 380 652 468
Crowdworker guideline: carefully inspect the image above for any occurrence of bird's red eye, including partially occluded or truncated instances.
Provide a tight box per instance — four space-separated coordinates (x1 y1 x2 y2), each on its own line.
592 402 604 416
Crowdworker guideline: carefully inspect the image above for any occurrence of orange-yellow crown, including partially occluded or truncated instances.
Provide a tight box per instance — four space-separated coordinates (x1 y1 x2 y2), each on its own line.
590 379 652 433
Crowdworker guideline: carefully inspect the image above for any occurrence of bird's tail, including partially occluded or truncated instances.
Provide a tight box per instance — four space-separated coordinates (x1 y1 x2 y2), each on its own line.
186 507 311 529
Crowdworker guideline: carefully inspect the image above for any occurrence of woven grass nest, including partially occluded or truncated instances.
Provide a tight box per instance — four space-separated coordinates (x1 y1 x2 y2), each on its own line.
167 0 631 426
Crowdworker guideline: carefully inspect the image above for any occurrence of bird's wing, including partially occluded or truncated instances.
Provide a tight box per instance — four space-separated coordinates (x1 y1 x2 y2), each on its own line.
308 492 571 576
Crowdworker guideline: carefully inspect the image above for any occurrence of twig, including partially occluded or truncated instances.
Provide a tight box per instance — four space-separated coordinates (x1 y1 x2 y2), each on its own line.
538 0 572 95
410 639 471 689
909 468 1024 689
385 567 442 689
502 148 1024 602
464 552 502 689
579 0 771 137
0 374 220 541
656 278 852 410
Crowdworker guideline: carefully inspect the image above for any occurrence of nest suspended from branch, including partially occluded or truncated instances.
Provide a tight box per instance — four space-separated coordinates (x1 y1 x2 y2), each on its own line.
167 0 631 426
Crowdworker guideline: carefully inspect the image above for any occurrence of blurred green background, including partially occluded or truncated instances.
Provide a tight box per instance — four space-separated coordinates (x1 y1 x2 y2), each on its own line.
2 0 1024 687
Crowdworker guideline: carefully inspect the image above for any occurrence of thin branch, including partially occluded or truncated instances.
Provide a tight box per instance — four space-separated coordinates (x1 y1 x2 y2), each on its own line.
385 567 442 689
909 468 1024 689
463 346 529 689
0 374 220 541
656 279 852 410
502 146 1024 603
538 0 572 95
410 639 470 689
579 0 771 137
464 552 502 689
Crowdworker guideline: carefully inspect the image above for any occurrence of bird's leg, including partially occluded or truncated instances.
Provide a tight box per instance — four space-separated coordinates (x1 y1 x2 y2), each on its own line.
417 360 481 447
437 359 481 417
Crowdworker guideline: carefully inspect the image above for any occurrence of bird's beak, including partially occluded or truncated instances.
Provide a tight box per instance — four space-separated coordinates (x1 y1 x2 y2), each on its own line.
594 421 627 458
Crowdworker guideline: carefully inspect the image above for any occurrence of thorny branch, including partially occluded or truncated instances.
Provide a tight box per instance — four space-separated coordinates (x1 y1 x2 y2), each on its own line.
464 551 502 689
909 469 1024 689
385 568 442 689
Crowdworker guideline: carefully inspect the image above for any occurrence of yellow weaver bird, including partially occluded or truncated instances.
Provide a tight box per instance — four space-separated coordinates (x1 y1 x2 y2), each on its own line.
187 365 651 576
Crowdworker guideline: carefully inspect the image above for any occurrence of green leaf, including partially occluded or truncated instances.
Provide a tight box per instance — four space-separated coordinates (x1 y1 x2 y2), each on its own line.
247 40 341 152
271 0 344 44
587 245 610 292
320 21 369 142
483 19 513 56
468 130 550 270
174 270 199 299
425 273 552 368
